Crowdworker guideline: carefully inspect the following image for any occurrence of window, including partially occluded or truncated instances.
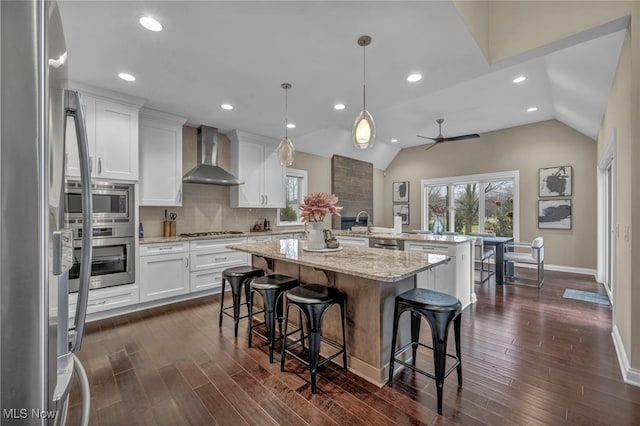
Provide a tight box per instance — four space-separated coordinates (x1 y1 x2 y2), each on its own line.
421 171 519 239
277 168 308 226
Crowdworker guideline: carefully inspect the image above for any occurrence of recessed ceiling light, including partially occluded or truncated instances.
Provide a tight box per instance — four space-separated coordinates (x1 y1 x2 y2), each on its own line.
139 16 162 32
391 139 398 143
221 104 233 110
118 72 136 82
407 73 422 82
527 106 538 112
334 103 346 110
286 123 296 129
513 76 527 83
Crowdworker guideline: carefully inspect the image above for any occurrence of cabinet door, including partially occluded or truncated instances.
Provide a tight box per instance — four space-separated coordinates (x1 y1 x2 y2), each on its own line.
234 140 263 207
94 99 139 181
65 94 96 178
262 144 285 207
139 253 189 302
140 119 183 206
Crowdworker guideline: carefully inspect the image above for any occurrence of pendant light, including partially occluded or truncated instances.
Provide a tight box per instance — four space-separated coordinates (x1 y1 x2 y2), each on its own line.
277 83 295 166
352 35 375 150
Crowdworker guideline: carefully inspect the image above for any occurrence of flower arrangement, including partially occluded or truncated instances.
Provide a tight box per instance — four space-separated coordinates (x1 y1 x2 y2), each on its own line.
299 193 343 222
430 203 447 215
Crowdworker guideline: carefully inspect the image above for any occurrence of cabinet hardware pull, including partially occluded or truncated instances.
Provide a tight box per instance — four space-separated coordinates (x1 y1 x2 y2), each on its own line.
158 246 173 250
89 300 107 306
89 157 93 173
178 189 182 203
214 257 227 261
98 157 102 174
185 257 189 268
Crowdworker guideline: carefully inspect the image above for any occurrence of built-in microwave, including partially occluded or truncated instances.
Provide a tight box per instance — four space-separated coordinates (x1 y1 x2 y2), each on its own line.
64 181 133 226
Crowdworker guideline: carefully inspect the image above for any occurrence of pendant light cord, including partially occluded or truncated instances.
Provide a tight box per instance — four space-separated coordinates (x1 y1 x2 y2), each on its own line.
284 86 288 138
363 43 366 109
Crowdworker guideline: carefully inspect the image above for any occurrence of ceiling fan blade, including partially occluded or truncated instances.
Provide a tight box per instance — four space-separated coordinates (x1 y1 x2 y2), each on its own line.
440 133 480 142
416 134 437 141
424 143 438 152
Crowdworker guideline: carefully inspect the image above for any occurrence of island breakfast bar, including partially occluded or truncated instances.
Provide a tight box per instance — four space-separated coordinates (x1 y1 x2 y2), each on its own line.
227 238 450 386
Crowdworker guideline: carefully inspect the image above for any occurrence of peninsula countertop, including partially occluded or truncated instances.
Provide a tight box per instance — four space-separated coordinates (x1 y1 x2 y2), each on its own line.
226 239 449 282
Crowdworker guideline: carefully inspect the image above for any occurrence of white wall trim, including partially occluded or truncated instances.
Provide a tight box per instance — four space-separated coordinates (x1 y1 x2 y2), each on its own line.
512 262 595 276
612 324 640 387
596 130 616 289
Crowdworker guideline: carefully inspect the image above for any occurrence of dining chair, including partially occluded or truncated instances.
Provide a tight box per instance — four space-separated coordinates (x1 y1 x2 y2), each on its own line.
503 237 544 288
468 234 496 284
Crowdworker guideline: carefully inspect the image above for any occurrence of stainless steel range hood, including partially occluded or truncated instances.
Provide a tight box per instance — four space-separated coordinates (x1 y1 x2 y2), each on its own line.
183 125 243 186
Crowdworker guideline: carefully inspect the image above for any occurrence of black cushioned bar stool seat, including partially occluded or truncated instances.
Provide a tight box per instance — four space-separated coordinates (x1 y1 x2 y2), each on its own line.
219 266 264 337
280 284 348 393
248 274 299 363
388 288 462 415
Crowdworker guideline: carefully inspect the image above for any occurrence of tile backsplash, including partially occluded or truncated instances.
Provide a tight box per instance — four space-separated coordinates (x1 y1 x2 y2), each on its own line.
139 184 277 236
139 126 277 237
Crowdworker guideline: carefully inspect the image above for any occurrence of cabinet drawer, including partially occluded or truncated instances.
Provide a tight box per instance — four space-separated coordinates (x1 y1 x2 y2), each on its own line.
69 284 139 317
406 243 450 255
190 268 225 293
139 242 189 256
190 249 248 272
190 237 247 252
336 236 369 246
247 235 272 243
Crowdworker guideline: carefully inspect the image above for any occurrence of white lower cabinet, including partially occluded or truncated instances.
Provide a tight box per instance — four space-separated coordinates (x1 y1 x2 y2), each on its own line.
68 283 139 318
405 241 472 308
189 237 248 293
139 242 190 303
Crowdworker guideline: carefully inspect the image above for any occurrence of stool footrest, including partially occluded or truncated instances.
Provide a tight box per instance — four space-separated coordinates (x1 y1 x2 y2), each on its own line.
391 341 461 381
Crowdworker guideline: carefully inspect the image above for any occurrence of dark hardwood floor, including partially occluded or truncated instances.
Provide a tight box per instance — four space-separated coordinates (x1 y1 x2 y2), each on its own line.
67 269 640 425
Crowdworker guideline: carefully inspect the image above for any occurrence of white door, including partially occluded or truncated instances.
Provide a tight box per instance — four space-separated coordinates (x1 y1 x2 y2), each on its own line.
139 253 189 302
604 163 614 300
65 95 96 178
262 144 285 207
140 119 183 205
236 140 263 207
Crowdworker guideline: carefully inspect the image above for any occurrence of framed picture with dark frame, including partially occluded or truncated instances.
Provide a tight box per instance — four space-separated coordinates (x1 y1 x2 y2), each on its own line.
393 181 409 203
538 199 571 229
393 203 409 225
539 166 572 197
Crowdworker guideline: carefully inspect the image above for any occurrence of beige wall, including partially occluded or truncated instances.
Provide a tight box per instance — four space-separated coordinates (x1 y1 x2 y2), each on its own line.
382 120 597 270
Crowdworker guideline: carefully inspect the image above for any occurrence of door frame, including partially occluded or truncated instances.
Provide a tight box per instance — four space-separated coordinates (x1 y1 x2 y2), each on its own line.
597 130 616 303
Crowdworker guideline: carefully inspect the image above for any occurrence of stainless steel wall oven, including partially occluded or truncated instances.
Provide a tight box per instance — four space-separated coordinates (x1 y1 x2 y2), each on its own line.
65 181 135 291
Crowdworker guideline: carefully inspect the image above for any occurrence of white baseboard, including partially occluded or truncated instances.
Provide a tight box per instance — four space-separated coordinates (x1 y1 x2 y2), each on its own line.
509 262 596 276
611 324 640 387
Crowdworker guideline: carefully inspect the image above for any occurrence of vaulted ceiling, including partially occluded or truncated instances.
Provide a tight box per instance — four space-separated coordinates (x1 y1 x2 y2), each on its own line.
58 1 626 169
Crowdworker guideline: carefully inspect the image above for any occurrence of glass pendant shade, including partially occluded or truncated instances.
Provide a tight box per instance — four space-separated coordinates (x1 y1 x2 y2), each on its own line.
352 109 376 149
277 136 295 166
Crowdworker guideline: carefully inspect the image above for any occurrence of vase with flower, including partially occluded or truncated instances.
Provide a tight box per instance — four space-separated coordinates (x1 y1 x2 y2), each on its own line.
300 193 343 249
430 204 447 235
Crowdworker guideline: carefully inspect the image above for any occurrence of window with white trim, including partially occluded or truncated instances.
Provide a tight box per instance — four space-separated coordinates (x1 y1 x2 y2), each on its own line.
277 168 308 226
421 171 519 239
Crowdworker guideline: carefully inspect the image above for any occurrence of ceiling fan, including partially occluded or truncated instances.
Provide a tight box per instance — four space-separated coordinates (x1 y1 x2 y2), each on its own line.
417 118 480 151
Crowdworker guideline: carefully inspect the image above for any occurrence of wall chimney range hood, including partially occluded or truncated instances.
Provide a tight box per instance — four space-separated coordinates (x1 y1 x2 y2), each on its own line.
183 125 243 186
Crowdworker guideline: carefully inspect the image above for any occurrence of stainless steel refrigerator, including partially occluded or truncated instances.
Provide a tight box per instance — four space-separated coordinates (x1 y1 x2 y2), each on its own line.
1 1 94 424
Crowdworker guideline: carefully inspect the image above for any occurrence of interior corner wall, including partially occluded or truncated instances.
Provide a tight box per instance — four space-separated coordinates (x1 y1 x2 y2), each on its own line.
382 120 597 270
597 29 634 372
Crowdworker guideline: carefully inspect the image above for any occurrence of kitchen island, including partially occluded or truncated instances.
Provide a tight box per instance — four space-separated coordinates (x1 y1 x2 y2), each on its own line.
227 238 449 386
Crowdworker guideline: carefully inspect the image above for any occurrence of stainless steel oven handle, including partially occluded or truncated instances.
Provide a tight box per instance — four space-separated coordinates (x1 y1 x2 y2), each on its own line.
65 90 93 353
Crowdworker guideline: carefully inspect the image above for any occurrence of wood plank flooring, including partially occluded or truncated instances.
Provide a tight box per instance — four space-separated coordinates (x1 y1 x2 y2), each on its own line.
67 269 640 425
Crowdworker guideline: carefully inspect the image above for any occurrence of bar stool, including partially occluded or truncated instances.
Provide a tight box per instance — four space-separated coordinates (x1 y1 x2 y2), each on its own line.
280 284 348 394
219 266 264 337
248 274 299 363
388 288 462 415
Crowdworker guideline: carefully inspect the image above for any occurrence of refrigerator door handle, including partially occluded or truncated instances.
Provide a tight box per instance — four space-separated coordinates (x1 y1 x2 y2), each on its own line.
65 89 93 353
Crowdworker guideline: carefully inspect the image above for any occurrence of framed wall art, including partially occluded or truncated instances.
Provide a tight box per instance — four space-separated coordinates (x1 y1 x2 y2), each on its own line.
393 181 409 203
539 166 572 197
393 203 410 225
538 199 571 229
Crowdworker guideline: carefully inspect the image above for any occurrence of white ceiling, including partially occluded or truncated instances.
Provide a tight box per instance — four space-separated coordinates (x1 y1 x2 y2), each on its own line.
58 1 627 170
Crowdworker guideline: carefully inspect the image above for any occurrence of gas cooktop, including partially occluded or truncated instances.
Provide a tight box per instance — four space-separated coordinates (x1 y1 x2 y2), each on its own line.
178 231 244 237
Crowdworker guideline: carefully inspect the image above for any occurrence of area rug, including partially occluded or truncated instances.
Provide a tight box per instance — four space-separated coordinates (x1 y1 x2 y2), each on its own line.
563 289 610 306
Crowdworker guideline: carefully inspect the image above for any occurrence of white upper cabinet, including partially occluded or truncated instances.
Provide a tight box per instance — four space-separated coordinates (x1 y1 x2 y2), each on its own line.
139 109 186 206
228 130 285 208
65 88 141 182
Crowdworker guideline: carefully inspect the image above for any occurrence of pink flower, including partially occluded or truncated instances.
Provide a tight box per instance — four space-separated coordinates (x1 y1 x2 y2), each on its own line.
299 193 343 222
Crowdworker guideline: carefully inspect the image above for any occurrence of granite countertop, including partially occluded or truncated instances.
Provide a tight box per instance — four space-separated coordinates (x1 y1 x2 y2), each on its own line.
331 230 474 244
139 228 304 245
227 239 449 282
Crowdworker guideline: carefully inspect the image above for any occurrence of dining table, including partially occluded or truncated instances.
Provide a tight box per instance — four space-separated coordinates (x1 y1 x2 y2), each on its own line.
481 236 514 285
